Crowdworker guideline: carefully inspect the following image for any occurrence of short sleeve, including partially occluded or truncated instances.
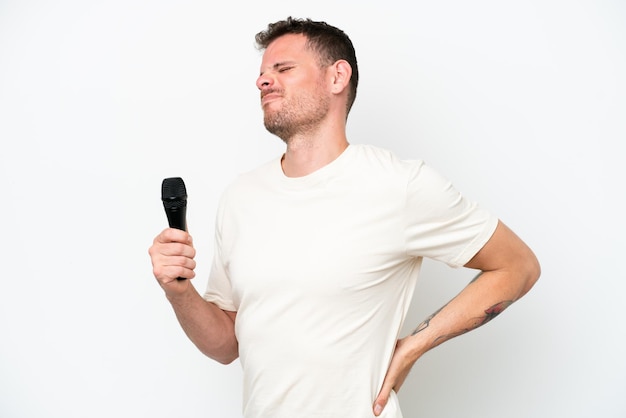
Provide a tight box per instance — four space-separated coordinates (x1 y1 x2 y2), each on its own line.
203 193 237 311
403 161 498 267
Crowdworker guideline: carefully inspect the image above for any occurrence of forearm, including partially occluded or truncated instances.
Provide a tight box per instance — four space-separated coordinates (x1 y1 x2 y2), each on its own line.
167 286 239 364
407 220 541 356
407 268 535 359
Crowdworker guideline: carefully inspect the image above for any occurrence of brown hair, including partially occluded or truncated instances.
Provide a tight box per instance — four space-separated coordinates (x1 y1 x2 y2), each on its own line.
255 17 359 114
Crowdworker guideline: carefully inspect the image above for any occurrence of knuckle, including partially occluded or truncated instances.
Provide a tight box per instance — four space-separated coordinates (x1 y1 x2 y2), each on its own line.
152 265 165 279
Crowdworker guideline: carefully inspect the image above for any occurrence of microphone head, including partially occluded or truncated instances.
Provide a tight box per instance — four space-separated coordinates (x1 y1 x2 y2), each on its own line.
161 177 187 208
161 177 188 246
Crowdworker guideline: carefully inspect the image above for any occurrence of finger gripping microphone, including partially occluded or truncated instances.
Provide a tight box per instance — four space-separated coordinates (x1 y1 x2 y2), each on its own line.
161 177 188 281
161 177 187 231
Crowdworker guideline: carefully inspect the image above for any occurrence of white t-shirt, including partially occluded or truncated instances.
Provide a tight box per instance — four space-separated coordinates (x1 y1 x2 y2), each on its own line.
204 144 498 418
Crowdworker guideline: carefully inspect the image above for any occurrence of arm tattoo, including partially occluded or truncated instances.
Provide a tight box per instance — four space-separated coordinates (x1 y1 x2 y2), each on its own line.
411 273 482 337
410 273 515 344
411 305 445 336
411 298 514 342
479 300 513 326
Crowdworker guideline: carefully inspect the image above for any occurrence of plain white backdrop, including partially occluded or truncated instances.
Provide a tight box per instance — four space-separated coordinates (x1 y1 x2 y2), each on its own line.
1 1 624 417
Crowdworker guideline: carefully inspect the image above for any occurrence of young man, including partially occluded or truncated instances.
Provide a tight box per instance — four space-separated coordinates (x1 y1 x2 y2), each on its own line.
149 17 540 418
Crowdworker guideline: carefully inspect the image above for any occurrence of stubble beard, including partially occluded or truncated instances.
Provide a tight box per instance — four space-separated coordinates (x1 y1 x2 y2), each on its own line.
263 88 331 144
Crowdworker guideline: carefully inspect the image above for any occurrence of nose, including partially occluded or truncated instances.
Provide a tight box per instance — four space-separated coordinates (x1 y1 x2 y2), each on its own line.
256 73 273 91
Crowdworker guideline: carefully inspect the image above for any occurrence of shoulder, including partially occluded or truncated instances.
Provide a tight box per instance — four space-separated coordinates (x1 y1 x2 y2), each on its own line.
349 145 470 207
348 144 425 175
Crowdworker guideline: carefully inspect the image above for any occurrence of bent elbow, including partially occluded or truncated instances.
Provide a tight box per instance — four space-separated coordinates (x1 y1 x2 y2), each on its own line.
214 351 239 365
521 253 541 296
203 341 239 365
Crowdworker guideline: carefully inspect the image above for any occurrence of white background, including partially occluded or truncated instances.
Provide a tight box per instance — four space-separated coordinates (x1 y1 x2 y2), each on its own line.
1 1 624 417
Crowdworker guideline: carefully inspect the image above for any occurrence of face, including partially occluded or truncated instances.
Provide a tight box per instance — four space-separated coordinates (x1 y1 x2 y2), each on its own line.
256 34 331 142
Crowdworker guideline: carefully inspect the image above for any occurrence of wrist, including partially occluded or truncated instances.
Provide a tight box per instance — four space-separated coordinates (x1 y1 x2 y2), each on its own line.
164 281 196 305
398 333 430 363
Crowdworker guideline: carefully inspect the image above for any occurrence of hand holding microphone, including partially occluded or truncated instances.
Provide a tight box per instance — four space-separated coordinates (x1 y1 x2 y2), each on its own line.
148 177 196 287
161 177 190 281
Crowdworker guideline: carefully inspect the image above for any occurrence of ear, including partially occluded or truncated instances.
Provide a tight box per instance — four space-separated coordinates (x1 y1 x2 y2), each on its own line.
329 59 352 95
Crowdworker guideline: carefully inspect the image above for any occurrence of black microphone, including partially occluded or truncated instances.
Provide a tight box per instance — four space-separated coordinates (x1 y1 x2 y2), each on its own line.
161 177 187 231
161 177 188 281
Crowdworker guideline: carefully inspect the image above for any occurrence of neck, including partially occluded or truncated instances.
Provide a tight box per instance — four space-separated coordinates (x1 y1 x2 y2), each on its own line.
281 131 349 177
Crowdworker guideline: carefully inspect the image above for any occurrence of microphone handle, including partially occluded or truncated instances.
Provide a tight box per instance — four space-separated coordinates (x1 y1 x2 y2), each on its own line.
163 202 187 281
165 205 187 231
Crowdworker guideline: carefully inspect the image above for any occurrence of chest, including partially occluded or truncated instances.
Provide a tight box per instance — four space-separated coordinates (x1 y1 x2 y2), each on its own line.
221 183 411 306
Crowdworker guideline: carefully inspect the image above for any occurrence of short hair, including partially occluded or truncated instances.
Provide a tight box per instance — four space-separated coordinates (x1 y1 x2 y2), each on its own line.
255 17 359 114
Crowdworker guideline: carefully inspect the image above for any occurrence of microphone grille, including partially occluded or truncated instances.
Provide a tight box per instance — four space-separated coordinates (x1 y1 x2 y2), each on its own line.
161 177 187 200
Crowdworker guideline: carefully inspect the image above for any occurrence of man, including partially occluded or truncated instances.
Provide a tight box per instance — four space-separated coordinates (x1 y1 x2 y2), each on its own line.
149 17 540 418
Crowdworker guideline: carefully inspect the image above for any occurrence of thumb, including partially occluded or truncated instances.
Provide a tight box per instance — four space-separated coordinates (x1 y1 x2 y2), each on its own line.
373 384 392 416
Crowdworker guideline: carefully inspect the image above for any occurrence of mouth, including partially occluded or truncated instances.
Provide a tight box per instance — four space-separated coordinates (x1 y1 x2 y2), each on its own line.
261 91 282 106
